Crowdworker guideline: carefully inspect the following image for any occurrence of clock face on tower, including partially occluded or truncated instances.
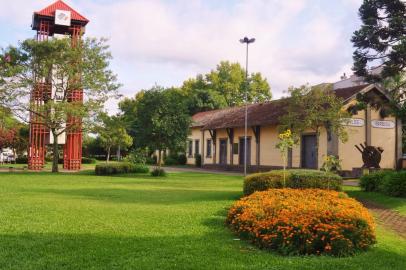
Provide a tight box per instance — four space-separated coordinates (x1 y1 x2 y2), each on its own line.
55 10 71 26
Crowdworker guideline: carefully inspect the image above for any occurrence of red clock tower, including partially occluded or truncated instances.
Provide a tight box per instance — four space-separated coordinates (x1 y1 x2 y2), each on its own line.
29 1 89 170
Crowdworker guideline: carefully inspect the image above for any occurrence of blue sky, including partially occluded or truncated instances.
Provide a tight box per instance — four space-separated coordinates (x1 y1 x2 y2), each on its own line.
0 0 363 113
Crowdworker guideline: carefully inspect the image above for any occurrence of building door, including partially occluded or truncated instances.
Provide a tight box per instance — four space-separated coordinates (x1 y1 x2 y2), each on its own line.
302 135 317 169
219 139 228 165
239 137 251 165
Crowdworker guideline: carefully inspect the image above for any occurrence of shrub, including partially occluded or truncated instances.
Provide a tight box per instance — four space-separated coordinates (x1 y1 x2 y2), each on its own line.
243 169 342 196
82 157 97 164
195 154 202 167
380 171 406 197
360 170 405 197
359 170 391 192
15 156 28 164
226 189 376 256
151 167 167 177
164 156 178 166
146 155 157 165
95 162 149 175
124 149 147 164
177 154 187 165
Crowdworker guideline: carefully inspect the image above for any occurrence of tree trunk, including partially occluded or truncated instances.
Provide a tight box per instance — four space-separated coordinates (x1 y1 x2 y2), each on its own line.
117 145 121 162
106 147 111 163
158 149 162 169
52 131 59 173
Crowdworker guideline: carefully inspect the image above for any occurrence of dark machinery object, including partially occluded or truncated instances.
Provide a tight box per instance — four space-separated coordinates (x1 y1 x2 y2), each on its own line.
355 142 384 168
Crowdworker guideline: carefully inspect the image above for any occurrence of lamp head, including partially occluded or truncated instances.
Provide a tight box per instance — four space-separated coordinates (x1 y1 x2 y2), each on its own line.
239 37 256 44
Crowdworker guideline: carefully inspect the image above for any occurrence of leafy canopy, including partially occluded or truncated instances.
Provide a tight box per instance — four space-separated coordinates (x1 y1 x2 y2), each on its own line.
180 61 271 114
352 0 406 82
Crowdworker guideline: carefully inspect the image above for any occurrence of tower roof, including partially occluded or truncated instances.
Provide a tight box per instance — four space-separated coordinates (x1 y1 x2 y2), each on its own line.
34 0 89 23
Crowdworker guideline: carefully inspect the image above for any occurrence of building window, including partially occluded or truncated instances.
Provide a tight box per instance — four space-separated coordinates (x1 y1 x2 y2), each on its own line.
195 140 200 156
206 139 212 157
188 140 193 157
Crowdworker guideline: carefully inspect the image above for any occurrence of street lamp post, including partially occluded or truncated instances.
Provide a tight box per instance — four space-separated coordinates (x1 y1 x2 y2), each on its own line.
239 36 255 176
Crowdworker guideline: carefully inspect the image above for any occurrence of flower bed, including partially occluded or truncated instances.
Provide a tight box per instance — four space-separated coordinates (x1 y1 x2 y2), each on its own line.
227 189 376 256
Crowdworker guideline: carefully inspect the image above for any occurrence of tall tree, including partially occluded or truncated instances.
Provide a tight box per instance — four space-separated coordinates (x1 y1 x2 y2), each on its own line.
120 86 191 168
95 113 133 163
0 37 120 172
352 0 406 84
279 85 350 168
180 61 271 114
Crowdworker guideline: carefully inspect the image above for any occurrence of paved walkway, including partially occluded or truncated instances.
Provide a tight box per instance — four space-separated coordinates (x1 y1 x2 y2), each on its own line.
358 199 406 238
161 166 243 176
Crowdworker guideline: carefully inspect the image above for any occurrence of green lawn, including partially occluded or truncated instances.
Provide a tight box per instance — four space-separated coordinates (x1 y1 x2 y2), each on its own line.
0 171 405 270
344 186 406 216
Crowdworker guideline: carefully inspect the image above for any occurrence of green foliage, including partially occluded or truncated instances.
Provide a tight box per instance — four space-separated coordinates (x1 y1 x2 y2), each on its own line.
81 157 97 164
321 155 342 173
360 170 406 197
180 61 271 114
195 154 202 167
124 148 148 164
151 167 167 177
95 162 149 175
276 129 296 186
119 86 191 166
352 0 406 82
280 85 349 144
15 156 28 164
95 112 133 162
162 152 186 166
243 169 343 196
177 154 187 165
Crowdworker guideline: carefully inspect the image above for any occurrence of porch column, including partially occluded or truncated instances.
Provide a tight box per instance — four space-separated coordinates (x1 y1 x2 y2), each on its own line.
252 126 261 167
209 130 217 164
226 128 234 165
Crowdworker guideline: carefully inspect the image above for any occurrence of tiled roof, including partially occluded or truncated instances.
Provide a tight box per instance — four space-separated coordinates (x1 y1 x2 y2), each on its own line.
334 84 369 101
192 84 374 130
35 0 89 23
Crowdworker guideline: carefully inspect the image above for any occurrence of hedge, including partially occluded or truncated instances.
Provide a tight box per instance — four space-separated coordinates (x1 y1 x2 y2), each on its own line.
82 157 97 164
227 189 376 256
95 163 149 175
243 169 342 196
360 170 406 197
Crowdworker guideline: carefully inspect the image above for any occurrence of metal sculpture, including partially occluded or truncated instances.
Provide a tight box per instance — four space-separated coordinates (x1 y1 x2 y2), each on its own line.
355 142 384 168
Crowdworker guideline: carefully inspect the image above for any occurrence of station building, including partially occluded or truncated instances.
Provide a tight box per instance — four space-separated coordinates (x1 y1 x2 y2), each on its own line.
186 84 403 176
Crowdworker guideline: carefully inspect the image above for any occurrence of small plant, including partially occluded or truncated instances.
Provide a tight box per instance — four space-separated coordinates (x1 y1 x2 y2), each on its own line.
275 129 296 186
151 167 167 177
321 155 342 173
195 154 202 167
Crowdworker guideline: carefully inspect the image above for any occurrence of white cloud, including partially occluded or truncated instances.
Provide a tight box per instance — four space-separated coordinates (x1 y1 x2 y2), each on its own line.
0 0 362 112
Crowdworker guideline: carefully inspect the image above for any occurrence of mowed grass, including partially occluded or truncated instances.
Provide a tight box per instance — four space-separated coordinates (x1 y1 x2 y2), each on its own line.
344 186 406 216
0 172 405 270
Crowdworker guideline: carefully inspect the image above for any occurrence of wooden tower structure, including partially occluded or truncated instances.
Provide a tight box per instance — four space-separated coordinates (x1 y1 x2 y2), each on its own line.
29 0 89 170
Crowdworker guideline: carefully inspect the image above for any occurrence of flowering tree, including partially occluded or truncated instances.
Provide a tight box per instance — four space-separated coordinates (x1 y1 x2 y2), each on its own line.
276 129 296 187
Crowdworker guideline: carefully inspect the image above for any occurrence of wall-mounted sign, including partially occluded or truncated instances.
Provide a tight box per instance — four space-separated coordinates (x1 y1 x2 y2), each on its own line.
342 118 365 127
55 10 71 26
371 120 395 129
